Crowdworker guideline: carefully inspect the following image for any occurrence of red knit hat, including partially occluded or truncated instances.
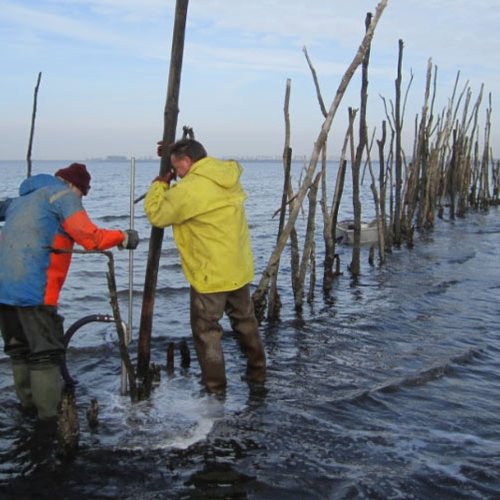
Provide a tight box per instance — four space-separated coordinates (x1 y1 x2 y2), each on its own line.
55 163 91 195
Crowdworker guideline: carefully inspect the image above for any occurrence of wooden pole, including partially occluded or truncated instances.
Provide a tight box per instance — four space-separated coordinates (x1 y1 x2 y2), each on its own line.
350 12 372 277
323 113 354 292
27 72 42 178
303 45 339 294
105 251 138 402
295 172 322 310
137 0 189 379
394 39 404 245
267 79 292 321
377 120 387 250
365 135 385 263
414 59 434 229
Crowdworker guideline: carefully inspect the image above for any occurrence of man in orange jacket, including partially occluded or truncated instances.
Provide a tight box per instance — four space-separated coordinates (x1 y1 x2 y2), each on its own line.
0 163 139 420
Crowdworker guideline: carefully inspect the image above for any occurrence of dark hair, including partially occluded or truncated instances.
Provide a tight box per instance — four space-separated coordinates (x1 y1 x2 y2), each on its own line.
169 139 207 163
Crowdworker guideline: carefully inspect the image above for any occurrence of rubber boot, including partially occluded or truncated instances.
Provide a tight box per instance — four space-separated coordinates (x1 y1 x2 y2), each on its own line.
241 338 266 383
225 285 267 384
30 365 62 420
232 320 266 383
12 360 35 411
194 336 227 395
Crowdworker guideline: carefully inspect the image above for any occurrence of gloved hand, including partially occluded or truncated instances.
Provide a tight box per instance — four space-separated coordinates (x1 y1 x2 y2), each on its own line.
157 141 163 157
119 229 139 250
153 170 175 185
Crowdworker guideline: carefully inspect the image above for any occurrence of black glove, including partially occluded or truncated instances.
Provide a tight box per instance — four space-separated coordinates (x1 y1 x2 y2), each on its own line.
120 229 139 250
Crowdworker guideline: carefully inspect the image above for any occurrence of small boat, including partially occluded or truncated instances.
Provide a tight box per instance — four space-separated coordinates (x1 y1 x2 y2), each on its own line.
336 219 379 245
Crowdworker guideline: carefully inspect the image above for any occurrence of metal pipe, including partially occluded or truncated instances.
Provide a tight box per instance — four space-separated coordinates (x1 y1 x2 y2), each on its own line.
128 157 135 337
122 157 136 394
61 314 115 387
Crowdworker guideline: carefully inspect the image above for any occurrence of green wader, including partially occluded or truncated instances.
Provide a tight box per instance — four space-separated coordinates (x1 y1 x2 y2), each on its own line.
11 360 34 410
0 304 64 420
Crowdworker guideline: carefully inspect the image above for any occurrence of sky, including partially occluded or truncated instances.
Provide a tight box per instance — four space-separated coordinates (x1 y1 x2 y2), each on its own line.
1 0 499 161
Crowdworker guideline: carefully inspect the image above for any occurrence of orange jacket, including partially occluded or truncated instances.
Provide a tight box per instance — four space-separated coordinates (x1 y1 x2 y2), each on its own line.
0 174 124 306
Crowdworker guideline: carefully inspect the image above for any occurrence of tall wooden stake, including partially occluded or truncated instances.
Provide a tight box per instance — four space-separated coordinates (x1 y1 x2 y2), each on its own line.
267 79 292 321
394 39 404 245
137 0 189 379
27 72 42 178
350 13 372 277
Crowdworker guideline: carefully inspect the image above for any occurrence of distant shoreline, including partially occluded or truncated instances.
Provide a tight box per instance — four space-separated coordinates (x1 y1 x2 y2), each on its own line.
1 156 341 163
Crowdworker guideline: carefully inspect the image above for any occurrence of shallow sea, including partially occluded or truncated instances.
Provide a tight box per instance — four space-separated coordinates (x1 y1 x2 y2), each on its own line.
0 159 500 499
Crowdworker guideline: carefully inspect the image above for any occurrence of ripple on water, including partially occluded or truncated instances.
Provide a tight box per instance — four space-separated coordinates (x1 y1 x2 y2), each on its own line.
2 162 500 498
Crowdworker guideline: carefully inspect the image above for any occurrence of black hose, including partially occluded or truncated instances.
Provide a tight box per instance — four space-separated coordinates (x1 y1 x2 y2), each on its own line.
61 314 115 387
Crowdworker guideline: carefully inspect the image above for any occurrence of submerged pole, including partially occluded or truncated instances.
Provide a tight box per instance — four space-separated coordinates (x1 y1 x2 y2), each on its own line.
137 0 189 379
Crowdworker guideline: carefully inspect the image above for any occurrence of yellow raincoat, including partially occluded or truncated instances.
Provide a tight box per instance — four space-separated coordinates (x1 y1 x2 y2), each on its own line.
144 157 255 293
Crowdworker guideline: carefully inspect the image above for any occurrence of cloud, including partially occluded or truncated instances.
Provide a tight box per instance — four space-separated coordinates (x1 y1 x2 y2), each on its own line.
4 1 499 76
1 1 133 48
46 0 174 22
1 0 499 159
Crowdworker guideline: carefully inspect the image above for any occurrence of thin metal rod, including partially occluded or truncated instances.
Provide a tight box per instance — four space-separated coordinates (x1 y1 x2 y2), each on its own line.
128 157 135 335
122 157 136 395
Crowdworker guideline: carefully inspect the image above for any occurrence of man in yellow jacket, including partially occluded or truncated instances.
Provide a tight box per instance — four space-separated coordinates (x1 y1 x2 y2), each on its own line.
144 139 266 394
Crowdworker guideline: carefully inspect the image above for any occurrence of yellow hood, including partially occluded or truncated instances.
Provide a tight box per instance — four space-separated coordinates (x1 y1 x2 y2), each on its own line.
190 156 242 188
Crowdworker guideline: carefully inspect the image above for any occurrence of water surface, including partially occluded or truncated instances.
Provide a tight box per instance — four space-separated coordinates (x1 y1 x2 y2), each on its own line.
0 160 499 499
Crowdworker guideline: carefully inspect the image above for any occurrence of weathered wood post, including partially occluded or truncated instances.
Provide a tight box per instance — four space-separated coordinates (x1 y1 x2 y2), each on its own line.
303 45 342 293
322 112 355 292
414 59 434 230
365 138 385 264
267 79 292 321
349 12 372 277
377 120 389 254
295 172 322 310
137 0 189 380
27 71 42 178
478 93 492 210
394 39 404 246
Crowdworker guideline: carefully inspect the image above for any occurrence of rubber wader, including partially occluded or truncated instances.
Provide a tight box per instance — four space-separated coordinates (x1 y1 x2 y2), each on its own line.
30 365 62 419
12 360 34 410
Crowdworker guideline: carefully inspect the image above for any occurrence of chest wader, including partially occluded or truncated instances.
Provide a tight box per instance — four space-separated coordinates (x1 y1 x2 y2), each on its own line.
190 284 266 394
0 305 64 420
